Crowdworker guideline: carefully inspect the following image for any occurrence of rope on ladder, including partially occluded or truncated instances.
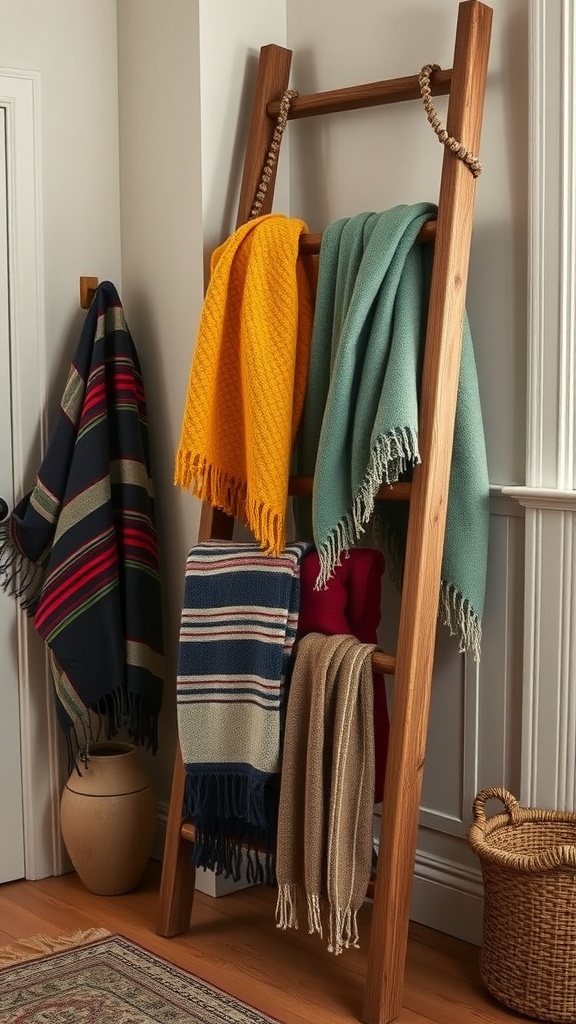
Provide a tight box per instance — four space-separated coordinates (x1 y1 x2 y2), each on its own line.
419 63 483 177
249 89 299 219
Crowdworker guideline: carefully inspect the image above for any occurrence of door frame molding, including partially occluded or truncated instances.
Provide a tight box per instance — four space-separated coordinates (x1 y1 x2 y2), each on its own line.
502 2 576 811
1 68 62 879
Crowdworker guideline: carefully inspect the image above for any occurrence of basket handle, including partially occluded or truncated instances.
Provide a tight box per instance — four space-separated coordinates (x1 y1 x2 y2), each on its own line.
472 787 520 826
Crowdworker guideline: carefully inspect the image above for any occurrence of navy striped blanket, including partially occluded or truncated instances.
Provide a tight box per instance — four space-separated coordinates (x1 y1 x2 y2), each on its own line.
0 282 164 764
177 540 308 883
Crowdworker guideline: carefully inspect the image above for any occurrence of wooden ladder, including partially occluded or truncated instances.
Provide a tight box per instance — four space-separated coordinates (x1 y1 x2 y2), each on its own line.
156 4 492 1023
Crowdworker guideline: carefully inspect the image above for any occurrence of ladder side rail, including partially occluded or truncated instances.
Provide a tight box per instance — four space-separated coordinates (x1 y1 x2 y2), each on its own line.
236 43 293 226
362 3 493 1023
157 753 195 936
156 503 242 936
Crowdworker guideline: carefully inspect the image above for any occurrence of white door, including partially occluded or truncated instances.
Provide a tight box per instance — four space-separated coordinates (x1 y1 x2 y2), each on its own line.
0 104 25 882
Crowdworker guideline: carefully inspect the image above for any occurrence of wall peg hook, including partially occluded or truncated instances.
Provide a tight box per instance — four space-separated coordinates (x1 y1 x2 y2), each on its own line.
79 276 99 309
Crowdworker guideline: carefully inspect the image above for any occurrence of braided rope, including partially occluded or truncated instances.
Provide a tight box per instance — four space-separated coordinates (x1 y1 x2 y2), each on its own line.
419 63 482 177
249 89 299 220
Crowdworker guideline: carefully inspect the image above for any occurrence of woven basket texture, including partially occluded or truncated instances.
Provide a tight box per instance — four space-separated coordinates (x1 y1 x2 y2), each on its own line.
468 787 576 1023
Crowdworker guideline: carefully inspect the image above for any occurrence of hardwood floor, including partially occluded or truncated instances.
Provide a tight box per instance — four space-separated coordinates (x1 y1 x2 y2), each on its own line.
0 862 524 1024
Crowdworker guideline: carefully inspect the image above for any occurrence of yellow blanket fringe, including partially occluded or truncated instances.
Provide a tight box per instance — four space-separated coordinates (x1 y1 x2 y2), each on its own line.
175 214 315 555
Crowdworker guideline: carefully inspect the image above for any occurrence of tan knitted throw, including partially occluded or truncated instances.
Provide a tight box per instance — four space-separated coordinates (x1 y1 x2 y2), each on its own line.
276 632 375 955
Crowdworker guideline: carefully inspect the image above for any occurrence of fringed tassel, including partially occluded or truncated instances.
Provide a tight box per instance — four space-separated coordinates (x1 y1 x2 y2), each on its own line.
316 427 420 589
276 883 300 931
440 580 482 661
126 691 160 755
175 452 249 524
306 893 323 938
0 520 44 613
327 905 361 956
246 495 285 558
314 513 357 590
174 452 285 556
183 770 268 828
0 928 111 967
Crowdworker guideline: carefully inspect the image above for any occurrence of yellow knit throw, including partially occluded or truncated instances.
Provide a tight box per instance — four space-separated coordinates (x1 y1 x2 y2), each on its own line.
175 214 315 555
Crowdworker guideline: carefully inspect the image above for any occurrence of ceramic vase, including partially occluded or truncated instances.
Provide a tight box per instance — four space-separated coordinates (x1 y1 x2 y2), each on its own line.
60 741 157 895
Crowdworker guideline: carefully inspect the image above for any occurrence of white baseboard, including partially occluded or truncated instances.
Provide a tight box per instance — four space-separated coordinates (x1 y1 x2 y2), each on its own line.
410 850 483 946
372 819 484 946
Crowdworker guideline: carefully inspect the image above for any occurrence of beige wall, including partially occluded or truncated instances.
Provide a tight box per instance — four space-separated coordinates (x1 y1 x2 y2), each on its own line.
286 0 528 487
116 0 287 809
0 0 122 411
199 0 289 271
117 0 204 804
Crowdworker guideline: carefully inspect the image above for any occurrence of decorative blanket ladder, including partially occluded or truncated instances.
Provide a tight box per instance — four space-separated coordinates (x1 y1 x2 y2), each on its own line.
156 3 492 1022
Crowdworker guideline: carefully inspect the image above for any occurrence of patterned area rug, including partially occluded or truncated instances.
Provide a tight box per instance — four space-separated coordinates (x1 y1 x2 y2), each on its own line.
0 930 281 1023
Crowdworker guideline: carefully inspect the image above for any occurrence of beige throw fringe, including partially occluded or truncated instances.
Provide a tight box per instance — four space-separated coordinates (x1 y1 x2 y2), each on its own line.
0 928 111 966
276 633 375 955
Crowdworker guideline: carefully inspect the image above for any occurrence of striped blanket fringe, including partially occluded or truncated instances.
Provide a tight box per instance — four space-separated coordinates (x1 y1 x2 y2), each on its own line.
0 522 45 611
177 541 308 885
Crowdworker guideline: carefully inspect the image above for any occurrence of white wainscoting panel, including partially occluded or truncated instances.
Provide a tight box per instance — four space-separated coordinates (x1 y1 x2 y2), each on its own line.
375 492 525 944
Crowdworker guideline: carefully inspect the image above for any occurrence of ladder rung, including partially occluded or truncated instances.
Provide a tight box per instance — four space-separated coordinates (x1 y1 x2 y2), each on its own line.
268 68 452 120
373 651 396 675
299 219 436 257
181 821 195 843
181 814 379 903
176 653 395 709
288 476 411 502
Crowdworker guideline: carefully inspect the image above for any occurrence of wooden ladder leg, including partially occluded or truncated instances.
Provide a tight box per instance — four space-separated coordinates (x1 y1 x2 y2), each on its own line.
156 506 235 937
361 3 492 1022
157 746 195 936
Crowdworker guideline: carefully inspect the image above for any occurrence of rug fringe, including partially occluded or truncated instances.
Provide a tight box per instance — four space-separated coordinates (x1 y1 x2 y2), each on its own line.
0 928 111 966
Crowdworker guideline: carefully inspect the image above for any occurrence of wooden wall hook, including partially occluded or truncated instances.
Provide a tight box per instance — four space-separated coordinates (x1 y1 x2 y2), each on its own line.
79 276 99 309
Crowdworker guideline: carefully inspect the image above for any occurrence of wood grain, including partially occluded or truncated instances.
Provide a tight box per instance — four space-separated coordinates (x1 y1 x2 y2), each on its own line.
236 43 293 227
362 4 493 1023
267 70 452 120
0 867 520 1024
299 221 436 256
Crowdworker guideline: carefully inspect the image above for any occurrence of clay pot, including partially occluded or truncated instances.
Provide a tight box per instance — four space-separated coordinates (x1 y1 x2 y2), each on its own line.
60 741 157 895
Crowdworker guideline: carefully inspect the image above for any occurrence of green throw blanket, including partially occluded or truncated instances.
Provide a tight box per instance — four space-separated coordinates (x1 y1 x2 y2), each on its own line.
295 203 489 659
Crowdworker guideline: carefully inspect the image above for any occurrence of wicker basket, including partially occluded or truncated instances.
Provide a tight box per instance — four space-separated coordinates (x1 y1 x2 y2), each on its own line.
468 787 576 1023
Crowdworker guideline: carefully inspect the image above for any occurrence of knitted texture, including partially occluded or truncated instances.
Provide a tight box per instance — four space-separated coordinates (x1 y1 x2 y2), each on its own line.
297 547 389 802
0 282 164 762
175 214 315 556
295 204 489 659
177 540 308 884
276 633 375 955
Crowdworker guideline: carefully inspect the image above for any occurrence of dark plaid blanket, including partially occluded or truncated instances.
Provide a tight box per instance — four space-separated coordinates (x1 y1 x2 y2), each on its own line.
0 281 164 761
